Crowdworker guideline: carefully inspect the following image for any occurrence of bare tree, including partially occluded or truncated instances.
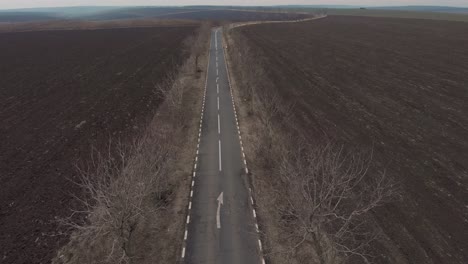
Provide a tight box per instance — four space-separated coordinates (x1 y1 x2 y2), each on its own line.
153 70 184 111
278 143 396 263
58 135 170 263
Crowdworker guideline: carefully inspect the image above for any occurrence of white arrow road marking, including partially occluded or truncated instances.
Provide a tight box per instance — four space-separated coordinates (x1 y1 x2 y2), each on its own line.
217 192 224 229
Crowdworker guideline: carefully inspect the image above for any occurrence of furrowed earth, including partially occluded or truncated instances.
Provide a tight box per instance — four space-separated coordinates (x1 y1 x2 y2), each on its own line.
230 15 468 264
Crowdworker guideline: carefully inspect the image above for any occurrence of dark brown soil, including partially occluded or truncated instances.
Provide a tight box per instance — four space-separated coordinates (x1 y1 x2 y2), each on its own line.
0 25 195 264
234 16 468 263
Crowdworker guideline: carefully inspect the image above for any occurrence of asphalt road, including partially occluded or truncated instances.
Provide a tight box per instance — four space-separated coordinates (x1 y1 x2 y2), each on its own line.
182 28 262 264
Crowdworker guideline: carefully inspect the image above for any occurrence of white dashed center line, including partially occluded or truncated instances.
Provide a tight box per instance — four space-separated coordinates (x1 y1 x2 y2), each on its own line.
218 139 222 171
184 28 265 263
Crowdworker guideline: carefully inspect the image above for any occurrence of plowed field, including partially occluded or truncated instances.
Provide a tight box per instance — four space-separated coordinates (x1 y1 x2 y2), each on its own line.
0 25 195 263
234 15 468 263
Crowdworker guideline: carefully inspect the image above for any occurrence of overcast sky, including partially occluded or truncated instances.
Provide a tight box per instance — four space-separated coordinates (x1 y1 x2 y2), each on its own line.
1 0 468 10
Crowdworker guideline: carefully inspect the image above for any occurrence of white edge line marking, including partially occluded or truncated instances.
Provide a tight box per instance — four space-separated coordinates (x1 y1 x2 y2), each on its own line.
181 26 213 262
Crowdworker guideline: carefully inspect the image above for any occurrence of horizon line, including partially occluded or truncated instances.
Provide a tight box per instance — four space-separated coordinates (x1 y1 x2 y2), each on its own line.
2 4 468 12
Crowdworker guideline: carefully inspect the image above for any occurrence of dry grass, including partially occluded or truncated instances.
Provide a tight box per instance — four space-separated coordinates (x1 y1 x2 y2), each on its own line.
53 24 210 264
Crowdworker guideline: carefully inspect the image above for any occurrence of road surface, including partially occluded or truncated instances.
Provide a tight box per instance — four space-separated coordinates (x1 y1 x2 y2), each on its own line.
181 28 263 264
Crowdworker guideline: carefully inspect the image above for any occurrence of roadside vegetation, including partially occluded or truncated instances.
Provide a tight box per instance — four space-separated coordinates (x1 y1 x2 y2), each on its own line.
51 23 211 264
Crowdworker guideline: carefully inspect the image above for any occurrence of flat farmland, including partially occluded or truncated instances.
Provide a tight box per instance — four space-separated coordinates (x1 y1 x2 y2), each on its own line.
0 25 195 263
233 16 468 263
0 8 311 24
157 9 309 22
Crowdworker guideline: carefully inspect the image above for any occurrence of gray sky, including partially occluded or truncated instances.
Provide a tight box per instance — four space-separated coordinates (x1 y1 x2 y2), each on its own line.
1 0 468 9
